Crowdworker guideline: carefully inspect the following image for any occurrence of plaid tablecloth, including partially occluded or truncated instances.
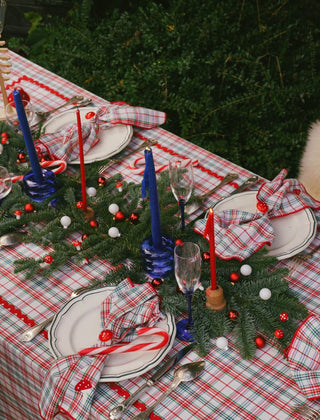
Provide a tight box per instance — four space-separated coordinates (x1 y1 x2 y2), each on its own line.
1 51 320 420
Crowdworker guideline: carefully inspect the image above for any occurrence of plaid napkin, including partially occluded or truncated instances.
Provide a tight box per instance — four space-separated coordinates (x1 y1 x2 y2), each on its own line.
39 279 166 420
256 168 320 218
35 103 166 161
194 169 320 260
195 209 274 260
286 315 320 400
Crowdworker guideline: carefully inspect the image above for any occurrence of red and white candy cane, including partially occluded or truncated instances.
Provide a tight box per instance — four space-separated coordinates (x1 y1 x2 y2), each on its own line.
124 157 199 175
78 327 169 357
10 160 67 183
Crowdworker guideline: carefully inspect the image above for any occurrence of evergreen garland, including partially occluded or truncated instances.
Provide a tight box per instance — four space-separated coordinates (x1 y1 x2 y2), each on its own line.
0 123 308 359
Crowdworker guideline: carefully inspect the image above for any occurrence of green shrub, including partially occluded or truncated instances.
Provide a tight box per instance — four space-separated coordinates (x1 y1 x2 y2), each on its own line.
9 0 320 179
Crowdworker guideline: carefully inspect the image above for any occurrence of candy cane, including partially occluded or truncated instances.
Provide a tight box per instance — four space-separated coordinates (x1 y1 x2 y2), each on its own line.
78 327 169 357
10 160 67 183
125 157 199 175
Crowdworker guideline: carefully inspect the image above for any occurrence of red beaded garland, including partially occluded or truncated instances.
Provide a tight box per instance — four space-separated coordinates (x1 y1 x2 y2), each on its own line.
279 312 289 321
274 329 284 339
255 336 266 349
24 203 34 213
99 329 113 342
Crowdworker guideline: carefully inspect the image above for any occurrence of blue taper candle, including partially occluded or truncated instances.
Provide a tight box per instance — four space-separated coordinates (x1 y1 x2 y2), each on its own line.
13 90 43 183
142 147 162 250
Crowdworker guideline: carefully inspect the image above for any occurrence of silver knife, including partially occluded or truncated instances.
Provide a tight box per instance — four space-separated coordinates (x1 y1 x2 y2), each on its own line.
229 175 259 195
108 343 194 419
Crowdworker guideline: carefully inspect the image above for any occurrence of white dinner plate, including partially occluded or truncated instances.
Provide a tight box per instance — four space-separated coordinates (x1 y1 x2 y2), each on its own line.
48 287 176 382
42 107 133 164
213 191 317 260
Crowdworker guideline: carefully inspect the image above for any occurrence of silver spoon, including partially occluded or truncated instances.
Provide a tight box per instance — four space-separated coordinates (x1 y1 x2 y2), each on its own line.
131 360 205 420
0 232 27 248
35 95 85 119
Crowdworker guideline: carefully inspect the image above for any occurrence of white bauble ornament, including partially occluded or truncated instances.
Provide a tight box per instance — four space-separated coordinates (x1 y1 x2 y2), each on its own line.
108 203 119 215
87 187 97 197
60 215 71 229
108 227 121 238
215 336 229 350
240 264 252 276
259 288 272 300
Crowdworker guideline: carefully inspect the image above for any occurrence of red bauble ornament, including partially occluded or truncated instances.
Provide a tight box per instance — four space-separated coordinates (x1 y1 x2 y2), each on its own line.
90 220 99 228
274 329 284 339
99 329 113 342
24 203 34 213
44 255 53 264
114 210 125 221
175 239 183 246
202 251 210 261
76 201 85 209
230 272 240 282
85 111 95 120
98 176 107 187
151 278 164 288
279 312 289 322
129 212 139 224
227 310 239 321
255 336 266 349
256 201 269 213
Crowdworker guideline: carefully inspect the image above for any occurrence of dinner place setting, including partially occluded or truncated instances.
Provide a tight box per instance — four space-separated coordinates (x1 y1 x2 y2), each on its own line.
1 49 320 420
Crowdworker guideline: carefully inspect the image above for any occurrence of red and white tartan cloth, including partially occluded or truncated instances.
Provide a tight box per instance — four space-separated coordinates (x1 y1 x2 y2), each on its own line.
197 209 274 261
286 315 320 400
39 279 165 420
35 103 166 161
195 169 320 260
256 168 320 218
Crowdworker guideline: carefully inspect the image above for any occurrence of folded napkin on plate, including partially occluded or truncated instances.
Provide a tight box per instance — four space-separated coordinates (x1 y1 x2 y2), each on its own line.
39 279 167 420
194 169 320 260
35 103 166 161
286 315 320 400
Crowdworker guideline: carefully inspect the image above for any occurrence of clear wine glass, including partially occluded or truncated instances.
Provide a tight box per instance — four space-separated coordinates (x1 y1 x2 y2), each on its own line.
174 241 201 342
0 165 12 199
5 100 35 133
169 157 194 230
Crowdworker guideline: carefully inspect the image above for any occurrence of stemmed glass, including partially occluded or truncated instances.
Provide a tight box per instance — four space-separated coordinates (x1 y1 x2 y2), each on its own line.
5 100 35 133
174 241 201 342
169 158 193 230
0 165 12 199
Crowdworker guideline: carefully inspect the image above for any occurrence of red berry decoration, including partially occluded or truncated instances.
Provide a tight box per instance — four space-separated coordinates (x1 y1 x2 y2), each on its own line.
24 203 34 213
76 201 85 209
89 220 99 228
75 378 92 392
151 278 164 288
256 201 269 213
82 233 88 241
255 336 266 349
202 252 210 261
44 255 53 264
99 329 113 342
114 210 126 221
175 239 183 246
98 176 107 187
227 310 239 321
274 329 284 339
17 151 27 163
8 87 30 105
230 272 240 282
85 111 95 119
129 212 139 224
279 312 289 321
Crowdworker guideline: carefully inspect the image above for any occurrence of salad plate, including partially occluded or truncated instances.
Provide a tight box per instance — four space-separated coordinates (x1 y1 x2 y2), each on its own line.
213 191 317 260
48 287 176 382
42 106 133 164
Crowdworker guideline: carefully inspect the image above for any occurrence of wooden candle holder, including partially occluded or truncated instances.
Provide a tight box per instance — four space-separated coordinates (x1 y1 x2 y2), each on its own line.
206 285 226 311
0 39 11 120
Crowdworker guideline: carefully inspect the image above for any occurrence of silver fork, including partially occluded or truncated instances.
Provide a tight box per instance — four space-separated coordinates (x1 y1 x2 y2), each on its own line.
291 403 320 419
98 138 158 175
35 95 85 118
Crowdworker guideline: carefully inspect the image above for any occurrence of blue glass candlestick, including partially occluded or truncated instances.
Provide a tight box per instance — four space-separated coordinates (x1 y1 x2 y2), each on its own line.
140 235 174 279
23 168 57 202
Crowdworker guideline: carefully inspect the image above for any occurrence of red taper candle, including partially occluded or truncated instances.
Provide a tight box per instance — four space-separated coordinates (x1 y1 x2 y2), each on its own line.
204 208 217 290
76 109 87 211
